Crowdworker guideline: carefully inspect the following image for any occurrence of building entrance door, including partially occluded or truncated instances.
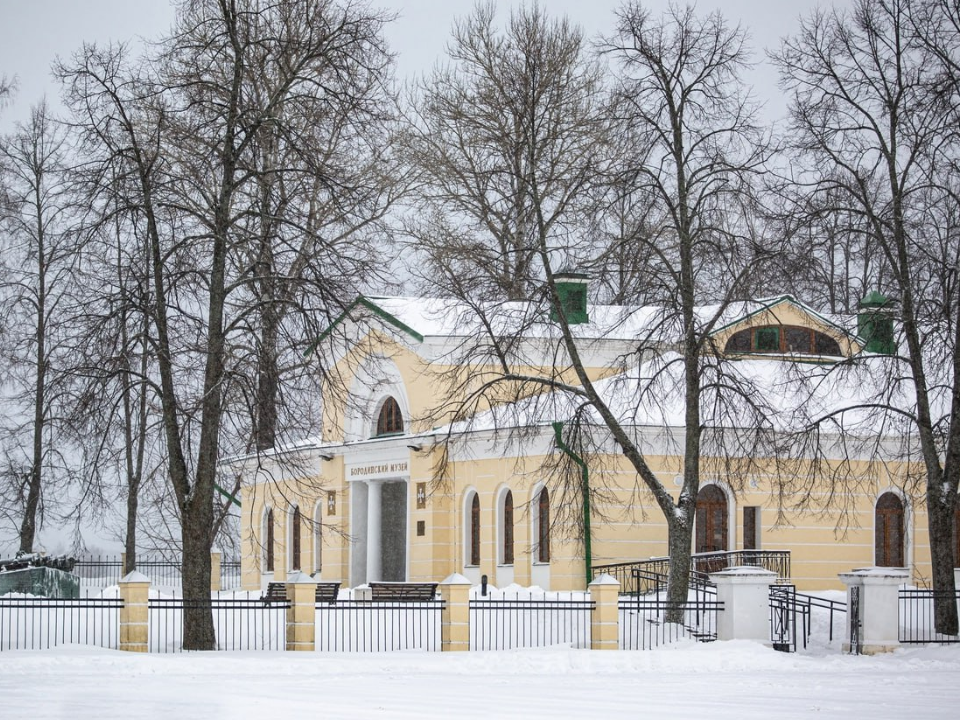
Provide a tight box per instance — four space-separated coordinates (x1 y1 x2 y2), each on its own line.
379 480 407 581
350 478 408 585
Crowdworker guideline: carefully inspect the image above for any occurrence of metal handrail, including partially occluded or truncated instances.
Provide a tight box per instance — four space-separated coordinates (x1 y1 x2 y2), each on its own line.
594 549 791 595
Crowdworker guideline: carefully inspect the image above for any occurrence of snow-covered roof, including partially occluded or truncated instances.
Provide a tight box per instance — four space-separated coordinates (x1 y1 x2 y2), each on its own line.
309 293 858 353
438 352 915 437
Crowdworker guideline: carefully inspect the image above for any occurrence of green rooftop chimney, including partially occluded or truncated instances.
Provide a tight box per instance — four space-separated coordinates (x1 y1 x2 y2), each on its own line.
550 271 590 325
857 290 896 354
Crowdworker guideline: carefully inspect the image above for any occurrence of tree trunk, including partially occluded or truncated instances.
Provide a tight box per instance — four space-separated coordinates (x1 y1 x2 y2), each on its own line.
18 466 42 554
255 307 280 452
180 489 216 650
665 509 694 623
928 487 959 635
121 307 148 577
123 489 138 576
19 177 48 555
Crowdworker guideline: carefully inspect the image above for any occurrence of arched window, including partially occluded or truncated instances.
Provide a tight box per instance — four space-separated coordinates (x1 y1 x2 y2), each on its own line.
695 485 728 555
469 493 481 566
375 397 403 437
314 503 323 575
876 492 905 567
537 488 550 563
724 325 842 357
264 509 275 573
290 506 302 571
501 490 514 566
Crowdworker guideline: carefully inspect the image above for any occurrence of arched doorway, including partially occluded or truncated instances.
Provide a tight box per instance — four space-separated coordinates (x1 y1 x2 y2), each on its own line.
695 485 728 555
875 492 905 567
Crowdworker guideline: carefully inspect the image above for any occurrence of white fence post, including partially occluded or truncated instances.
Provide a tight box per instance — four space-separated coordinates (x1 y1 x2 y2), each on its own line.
709 567 777 643
839 567 907 655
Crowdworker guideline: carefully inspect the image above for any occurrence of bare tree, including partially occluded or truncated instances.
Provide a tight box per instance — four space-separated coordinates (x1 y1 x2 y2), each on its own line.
58 0 397 649
775 0 960 634
400 3 775 618
0 101 82 553
62 202 164 573
402 2 611 301
589 2 777 613
766 184 883 314
234 5 400 454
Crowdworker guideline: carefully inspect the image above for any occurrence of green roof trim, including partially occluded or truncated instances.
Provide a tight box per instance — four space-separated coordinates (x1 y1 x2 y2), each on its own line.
304 296 424 357
709 295 853 341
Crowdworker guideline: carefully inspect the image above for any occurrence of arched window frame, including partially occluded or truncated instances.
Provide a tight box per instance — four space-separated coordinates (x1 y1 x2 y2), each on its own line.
345 356 410 443
374 396 404 437
875 490 908 567
289 505 302 572
694 483 732 555
462 488 481 568
470 492 481 566
497 487 514 566
535 487 550 564
263 507 275 573
313 500 324 575
723 324 842 357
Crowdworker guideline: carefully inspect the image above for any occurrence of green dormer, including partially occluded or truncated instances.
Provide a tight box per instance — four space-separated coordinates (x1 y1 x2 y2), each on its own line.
857 291 896 355
550 271 590 325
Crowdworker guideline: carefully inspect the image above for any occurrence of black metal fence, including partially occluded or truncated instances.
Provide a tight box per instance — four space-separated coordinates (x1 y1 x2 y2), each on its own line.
619 594 723 650
220 561 242 590
770 585 848 652
315 599 444 652
72 555 242 590
692 550 791 580
899 589 960 644
149 595 287 652
469 593 594 650
0 594 123 651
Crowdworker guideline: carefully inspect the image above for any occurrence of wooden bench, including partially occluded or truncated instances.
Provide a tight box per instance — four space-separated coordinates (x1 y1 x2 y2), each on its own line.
369 581 438 601
261 581 341 605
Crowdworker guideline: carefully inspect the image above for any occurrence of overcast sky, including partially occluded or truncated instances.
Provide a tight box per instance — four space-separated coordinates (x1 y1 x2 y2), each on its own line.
0 1 853 552
0 0 853 131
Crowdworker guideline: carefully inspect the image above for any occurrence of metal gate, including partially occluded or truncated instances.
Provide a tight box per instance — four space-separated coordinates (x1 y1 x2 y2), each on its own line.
848 585 862 654
770 585 797 652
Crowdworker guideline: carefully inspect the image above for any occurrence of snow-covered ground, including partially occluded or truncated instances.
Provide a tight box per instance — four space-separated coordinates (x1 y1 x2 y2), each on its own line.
1 639 957 719
1 586 956 718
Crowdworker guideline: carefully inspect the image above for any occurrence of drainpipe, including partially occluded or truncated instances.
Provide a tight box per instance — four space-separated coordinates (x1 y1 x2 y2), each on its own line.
215 483 241 507
551 421 592 587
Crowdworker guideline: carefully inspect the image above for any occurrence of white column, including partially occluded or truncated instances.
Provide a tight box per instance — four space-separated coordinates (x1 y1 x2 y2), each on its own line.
366 480 382 583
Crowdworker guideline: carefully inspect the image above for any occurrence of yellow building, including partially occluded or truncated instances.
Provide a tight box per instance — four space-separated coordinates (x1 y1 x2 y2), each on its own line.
234 286 944 592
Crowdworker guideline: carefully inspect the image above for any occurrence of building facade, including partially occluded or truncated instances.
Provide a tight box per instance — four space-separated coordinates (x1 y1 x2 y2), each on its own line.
234 290 949 592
